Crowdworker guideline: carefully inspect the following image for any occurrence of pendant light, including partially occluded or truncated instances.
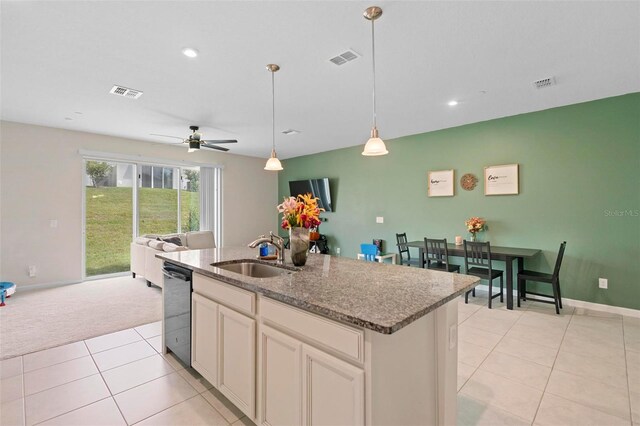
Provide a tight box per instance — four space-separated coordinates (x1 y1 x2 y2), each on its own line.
362 6 388 156
264 64 283 171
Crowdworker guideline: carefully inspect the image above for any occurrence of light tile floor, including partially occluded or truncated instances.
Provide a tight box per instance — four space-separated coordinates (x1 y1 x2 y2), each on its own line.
457 290 639 426
1 294 638 425
0 321 252 426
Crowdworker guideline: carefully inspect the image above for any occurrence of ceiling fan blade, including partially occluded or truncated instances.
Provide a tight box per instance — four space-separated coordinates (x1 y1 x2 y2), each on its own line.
150 133 183 140
201 139 237 144
201 144 230 152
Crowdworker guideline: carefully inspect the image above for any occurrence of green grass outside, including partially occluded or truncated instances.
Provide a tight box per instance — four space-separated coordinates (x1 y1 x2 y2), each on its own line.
86 187 199 276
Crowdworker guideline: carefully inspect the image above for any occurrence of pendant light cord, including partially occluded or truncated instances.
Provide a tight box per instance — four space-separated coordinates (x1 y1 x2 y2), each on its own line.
271 70 276 152
371 18 377 129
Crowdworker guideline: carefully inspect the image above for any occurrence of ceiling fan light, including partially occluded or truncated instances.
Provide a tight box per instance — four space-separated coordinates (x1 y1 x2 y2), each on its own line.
264 149 283 171
188 140 200 152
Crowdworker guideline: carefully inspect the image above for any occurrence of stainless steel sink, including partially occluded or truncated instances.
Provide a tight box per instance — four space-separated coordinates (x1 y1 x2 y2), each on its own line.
211 259 297 278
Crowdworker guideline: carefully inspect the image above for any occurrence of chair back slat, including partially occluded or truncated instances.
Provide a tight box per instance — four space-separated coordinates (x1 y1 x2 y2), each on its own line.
464 241 493 271
360 243 378 262
424 237 450 268
552 241 567 278
396 232 412 264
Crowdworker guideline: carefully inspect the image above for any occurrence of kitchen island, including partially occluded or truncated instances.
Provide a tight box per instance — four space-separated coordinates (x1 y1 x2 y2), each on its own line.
158 247 479 426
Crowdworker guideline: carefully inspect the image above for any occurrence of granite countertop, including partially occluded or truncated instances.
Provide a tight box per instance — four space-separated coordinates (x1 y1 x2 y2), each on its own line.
157 248 479 334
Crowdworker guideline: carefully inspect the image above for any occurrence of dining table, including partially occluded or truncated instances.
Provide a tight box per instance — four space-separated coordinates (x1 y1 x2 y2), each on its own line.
405 241 541 310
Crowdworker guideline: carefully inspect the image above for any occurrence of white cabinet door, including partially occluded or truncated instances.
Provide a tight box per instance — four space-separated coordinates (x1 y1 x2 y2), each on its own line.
302 345 364 426
218 305 256 419
191 293 219 387
259 325 302 426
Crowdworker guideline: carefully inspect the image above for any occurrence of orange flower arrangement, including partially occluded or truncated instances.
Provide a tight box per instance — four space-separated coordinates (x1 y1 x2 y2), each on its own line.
277 193 324 230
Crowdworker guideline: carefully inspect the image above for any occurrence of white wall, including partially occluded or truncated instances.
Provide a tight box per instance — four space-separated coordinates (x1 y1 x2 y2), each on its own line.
0 121 278 287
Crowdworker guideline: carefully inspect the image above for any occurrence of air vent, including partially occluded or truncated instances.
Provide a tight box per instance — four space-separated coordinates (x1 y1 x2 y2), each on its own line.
282 129 300 135
110 85 143 99
533 77 556 89
329 49 360 66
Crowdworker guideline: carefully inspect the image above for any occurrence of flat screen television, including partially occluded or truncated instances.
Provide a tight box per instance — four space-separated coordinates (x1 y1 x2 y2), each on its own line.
289 178 333 212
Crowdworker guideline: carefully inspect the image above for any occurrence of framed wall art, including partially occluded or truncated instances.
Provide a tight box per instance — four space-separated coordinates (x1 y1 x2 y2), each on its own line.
484 163 519 195
428 169 455 197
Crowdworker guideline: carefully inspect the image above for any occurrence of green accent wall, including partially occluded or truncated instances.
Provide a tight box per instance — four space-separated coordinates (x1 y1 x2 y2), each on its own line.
278 93 640 311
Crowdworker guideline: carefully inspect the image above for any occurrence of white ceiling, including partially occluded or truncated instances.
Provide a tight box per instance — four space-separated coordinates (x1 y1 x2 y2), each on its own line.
2 1 639 159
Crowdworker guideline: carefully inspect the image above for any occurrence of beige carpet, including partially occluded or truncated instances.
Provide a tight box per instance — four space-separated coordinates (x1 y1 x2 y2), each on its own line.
0 276 162 360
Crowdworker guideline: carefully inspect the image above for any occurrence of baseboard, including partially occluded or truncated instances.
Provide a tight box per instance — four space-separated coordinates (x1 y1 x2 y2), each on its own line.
16 272 131 292
473 284 640 318
562 297 640 319
18 279 82 292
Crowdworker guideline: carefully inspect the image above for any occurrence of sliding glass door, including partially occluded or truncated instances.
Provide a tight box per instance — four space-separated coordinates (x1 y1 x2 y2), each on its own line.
84 160 210 278
181 167 200 232
138 165 179 236
84 160 134 276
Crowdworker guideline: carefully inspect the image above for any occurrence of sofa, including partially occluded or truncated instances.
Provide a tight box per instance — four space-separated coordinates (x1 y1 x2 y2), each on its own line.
130 230 216 288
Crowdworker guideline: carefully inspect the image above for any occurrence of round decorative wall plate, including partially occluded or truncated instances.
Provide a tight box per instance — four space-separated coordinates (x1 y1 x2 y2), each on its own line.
460 173 478 191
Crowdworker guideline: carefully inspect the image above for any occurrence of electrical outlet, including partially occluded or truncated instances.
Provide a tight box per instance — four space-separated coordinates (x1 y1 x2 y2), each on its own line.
376 216 384 224
28 265 37 277
336 247 341 256
599 278 608 289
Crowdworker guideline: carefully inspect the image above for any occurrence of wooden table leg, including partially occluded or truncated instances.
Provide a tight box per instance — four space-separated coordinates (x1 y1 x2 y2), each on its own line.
506 256 514 309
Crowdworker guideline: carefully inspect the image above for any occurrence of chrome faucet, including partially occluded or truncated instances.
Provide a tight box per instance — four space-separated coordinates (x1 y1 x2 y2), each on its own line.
249 231 285 265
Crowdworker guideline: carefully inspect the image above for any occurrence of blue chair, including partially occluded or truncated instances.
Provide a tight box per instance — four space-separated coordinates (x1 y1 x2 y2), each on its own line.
360 244 378 262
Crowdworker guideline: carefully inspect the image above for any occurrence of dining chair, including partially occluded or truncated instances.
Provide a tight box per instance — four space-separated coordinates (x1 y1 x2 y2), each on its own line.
424 238 460 273
517 241 567 314
463 241 503 309
360 244 378 262
396 233 421 267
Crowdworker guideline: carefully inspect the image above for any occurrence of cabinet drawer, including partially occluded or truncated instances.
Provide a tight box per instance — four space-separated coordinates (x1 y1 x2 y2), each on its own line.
260 298 364 363
193 273 255 316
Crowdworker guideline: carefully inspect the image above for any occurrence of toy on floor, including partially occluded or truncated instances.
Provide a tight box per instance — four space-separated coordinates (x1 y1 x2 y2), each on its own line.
0 282 16 306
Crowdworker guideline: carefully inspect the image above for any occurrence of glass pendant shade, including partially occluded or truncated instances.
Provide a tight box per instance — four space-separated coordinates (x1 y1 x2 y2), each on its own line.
264 149 283 171
362 127 388 156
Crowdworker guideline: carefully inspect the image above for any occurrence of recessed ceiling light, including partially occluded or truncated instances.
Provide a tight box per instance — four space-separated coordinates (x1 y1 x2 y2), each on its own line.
64 117 73 121
448 100 459 107
74 111 83 115
181 47 199 58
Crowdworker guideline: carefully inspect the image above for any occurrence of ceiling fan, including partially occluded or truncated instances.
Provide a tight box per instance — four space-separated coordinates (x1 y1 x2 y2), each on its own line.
152 125 238 152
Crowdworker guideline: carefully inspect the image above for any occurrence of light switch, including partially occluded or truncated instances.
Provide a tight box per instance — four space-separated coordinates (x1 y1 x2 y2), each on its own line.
50 219 58 228
376 216 384 224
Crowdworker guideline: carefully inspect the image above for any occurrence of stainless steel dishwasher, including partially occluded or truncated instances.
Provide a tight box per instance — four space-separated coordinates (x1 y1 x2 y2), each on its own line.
162 261 192 366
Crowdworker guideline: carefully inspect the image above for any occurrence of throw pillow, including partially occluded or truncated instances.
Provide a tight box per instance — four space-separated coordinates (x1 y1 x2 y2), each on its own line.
158 236 183 246
148 240 165 250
